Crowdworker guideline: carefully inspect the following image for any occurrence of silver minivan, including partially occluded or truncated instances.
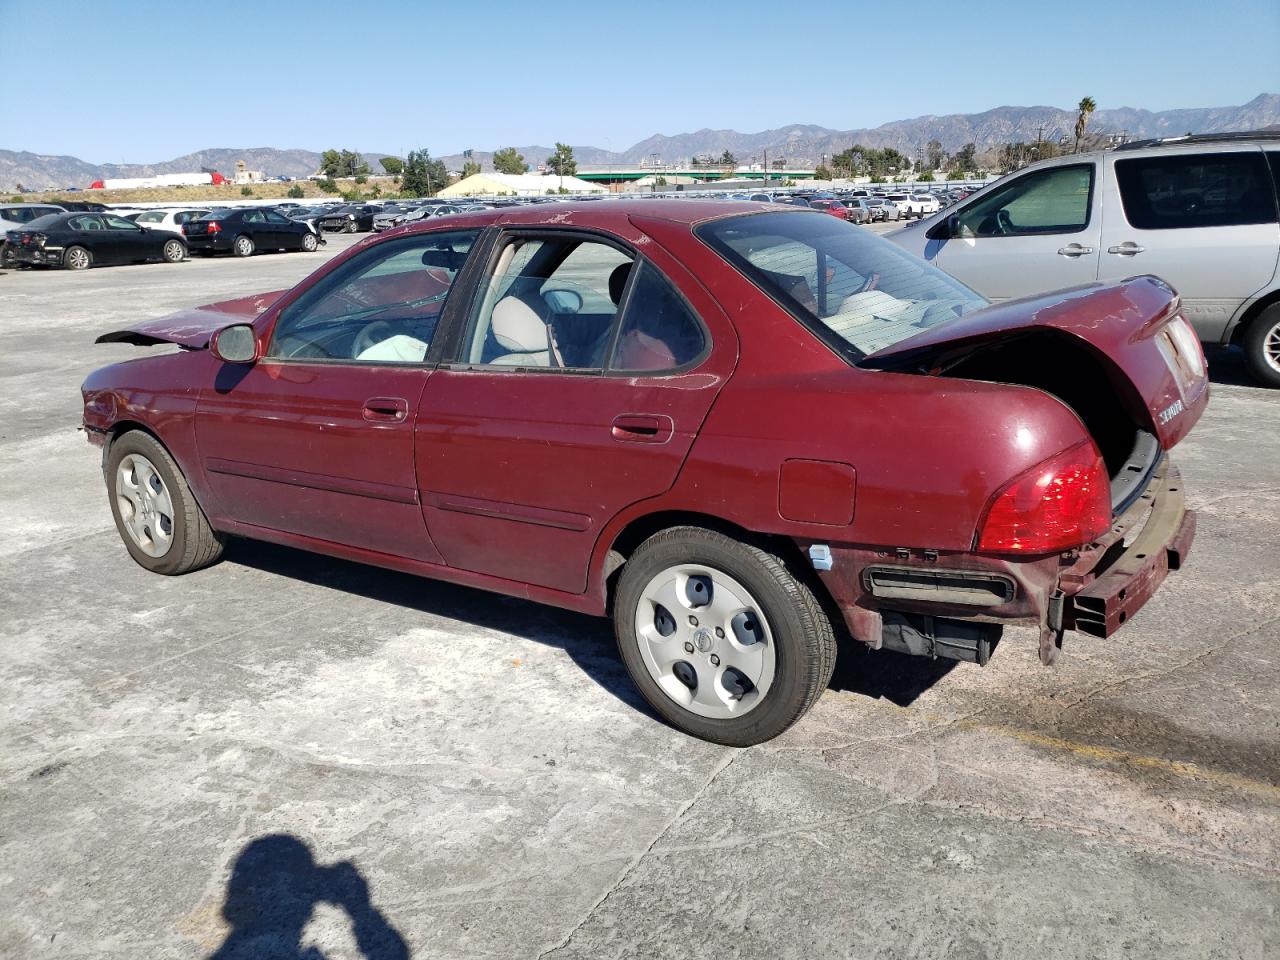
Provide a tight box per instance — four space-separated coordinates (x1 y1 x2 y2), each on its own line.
889 134 1280 386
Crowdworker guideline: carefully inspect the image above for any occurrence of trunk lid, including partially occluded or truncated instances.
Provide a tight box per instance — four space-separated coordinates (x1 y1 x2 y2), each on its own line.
861 276 1209 450
95 290 285 348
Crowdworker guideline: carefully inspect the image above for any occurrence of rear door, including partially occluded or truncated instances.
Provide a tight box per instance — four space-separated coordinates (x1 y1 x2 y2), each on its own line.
415 228 732 594
1098 147 1280 343
932 161 1102 300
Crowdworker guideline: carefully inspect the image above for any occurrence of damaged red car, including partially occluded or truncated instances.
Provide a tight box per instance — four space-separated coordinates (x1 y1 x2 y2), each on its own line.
82 202 1207 745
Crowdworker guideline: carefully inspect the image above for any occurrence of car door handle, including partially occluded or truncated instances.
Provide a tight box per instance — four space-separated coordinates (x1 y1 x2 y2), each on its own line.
363 397 408 422
1107 242 1145 256
1056 243 1094 257
611 414 673 443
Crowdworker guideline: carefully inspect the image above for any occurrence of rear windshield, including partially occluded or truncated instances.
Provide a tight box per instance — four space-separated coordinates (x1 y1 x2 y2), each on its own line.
696 210 987 358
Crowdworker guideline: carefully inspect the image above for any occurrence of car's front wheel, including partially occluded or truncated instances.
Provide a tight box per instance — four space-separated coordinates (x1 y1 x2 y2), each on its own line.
614 527 836 746
301 231 319 252
1243 303 1280 388
106 431 225 575
233 235 255 258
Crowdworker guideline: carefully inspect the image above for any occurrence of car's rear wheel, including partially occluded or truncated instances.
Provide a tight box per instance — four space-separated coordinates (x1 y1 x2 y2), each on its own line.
301 231 318 252
613 527 836 746
1243 303 1280 388
162 239 185 263
233 235 255 258
106 431 224 575
64 245 91 270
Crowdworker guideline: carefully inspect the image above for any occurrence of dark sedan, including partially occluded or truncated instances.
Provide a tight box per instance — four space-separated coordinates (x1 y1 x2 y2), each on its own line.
7 212 187 270
318 204 382 233
183 208 320 257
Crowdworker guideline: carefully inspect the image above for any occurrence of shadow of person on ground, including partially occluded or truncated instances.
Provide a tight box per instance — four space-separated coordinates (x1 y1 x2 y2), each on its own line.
208 834 408 960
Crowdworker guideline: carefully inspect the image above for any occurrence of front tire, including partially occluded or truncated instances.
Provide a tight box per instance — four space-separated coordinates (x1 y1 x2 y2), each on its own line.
344 220 357 234
301 231 319 252
106 431 225 575
613 527 836 746
1242 304 1280 388
233 234 255 258
64 245 91 270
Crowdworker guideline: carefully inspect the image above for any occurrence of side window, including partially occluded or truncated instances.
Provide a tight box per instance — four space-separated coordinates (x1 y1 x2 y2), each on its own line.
462 235 634 369
264 211 290 224
609 263 707 372
267 230 478 363
68 215 100 231
1115 152 1278 230
137 211 165 223
104 215 139 229
955 164 1094 237
244 210 266 223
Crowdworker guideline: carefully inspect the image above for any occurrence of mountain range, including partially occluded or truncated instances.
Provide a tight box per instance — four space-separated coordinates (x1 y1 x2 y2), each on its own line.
3 94 1276 191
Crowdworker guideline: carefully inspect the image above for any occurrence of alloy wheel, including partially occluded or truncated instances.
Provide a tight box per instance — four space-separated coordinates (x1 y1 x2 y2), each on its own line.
66 247 90 269
115 453 175 558
634 563 776 719
1265 317 1280 375
163 240 184 262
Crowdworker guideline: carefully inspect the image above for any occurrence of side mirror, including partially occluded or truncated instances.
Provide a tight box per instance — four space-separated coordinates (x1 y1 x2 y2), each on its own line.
925 214 960 241
210 324 258 364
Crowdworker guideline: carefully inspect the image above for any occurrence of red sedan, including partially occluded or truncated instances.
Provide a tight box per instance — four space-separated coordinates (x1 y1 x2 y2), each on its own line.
83 201 1208 745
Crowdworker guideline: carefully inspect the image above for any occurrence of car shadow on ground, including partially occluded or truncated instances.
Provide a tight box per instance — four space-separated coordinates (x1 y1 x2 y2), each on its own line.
207 833 408 960
226 539 956 722
1204 345 1260 387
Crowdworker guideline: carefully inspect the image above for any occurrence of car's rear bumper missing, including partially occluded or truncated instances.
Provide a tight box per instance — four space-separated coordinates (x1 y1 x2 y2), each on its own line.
1060 458 1194 638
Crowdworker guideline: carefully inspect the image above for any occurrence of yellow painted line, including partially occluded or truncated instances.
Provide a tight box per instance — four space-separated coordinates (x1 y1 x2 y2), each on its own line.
951 717 1280 802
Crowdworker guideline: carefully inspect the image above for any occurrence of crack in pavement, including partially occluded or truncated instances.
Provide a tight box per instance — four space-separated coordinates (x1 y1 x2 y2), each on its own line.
535 748 740 960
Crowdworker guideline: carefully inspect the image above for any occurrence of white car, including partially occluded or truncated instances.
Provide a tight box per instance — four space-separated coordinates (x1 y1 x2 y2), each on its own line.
131 209 210 234
909 193 941 216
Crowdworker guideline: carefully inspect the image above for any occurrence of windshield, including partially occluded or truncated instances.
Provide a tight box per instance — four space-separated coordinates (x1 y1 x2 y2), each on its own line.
696 210 987 357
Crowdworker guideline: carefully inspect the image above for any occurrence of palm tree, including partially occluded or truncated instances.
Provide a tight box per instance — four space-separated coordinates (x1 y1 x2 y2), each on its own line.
1074 96 1097 153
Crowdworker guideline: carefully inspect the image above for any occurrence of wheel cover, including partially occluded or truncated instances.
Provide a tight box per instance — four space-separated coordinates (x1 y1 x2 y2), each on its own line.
236 237 252 254
303 233 317 250
67 248 89 269
164 241 183 261
634 564 776 719
1264 316 1280 375
116 454 175 558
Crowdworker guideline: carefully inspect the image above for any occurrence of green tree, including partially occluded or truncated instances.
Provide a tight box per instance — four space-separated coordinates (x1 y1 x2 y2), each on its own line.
917 171 935 182
354 174 367 184
317 177 339 193
950 142 976 174
461 159 481 179
946 169 966 181
401 148 448 196
719 150 737 166
926 139 946 171
240 186 254 197
492 147 526 175
1074 96 1097 153
546 142 577 178
814 164 832 181
286 184 305 198
379 157 403 176
319 149 370 178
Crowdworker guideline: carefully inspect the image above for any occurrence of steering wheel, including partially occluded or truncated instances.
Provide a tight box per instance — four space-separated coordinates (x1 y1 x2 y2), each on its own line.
995 209 1014 235
352 319 396 358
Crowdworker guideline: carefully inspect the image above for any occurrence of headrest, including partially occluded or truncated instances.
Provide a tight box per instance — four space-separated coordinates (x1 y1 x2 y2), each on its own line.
492 297 547 352
608 262 633 305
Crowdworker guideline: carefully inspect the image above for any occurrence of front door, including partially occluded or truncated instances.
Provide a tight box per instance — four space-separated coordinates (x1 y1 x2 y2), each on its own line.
1098 148 1280 342
415 230 729 594
932 161 1102 301
195 228 481 561
263 209 299 249
103 215 153 262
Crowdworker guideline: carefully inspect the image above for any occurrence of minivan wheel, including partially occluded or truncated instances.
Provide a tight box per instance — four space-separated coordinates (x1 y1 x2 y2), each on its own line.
301 231 318 252
64 245 91 270
162 239 185 263
614 526 836 746
106 431 225 575
1243 304 1280 388
233 235 255 257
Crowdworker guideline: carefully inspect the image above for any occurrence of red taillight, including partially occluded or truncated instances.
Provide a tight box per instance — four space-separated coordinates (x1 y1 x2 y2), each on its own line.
977 441 1111 554
207 221 221 233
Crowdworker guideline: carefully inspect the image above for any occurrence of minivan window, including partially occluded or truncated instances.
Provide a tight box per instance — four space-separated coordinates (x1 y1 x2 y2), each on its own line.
698 210 986 357
1115 151 1279 230
954 164 1093 237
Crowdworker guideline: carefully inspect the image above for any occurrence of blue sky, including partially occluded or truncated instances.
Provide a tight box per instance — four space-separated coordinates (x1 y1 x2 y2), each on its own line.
3 0 1277 162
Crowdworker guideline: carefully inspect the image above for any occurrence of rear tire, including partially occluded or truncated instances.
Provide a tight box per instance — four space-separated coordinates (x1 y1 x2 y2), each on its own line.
1243 304 1280 388
162 238 185 263
64 245 91 270
106 431 224 575
613 526 836 746
233 235 255 258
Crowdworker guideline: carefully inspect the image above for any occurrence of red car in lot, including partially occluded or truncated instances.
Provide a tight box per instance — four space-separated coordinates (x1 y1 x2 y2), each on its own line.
83 201 1207 745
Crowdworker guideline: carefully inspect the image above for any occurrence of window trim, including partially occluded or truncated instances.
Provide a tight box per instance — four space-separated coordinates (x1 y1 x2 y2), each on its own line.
437 225 711 378
263 228 482 367
949 161 1097 239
